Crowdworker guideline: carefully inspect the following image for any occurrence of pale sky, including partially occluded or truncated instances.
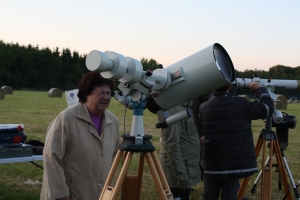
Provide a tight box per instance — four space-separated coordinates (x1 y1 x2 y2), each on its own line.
1 0 299 72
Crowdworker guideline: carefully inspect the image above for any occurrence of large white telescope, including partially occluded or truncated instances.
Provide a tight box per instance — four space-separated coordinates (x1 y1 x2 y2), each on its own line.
86 43 236 113
87 44 234 200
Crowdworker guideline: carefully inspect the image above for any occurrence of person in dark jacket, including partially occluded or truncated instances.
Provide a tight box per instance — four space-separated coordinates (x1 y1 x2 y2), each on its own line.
198 82 274 200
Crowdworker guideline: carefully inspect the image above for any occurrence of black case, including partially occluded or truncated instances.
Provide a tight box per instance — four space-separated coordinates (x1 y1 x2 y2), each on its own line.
0 144 33 158
0 124 27 146
0 133 27 146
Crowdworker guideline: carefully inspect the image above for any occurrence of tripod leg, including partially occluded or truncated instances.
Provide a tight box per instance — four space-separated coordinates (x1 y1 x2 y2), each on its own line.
136 153 145 198
238 137 263 200
100 151 134 200
150 151 173 198
100 149 122 199
273 141 293 200
144 152 173 200
111 151 133 199
249 156 270 194
121 153 145 200
261 139 272 200
281 155 300 199
238 177 250 200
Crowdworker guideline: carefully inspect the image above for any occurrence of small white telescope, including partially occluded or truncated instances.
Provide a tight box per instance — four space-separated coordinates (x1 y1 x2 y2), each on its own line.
232 76 300 125
232 78 300 90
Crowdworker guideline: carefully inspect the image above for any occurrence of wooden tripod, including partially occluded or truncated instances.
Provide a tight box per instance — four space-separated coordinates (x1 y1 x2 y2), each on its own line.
237 117 294 200
99 135 174 200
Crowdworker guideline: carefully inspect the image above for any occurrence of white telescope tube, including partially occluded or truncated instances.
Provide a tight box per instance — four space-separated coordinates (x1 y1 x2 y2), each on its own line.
86 51 144 85
151 43 235 111
165 108 193 127
233 78 300 90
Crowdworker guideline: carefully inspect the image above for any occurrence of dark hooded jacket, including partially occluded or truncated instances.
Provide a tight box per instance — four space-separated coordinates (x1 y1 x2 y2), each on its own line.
198 87 274 180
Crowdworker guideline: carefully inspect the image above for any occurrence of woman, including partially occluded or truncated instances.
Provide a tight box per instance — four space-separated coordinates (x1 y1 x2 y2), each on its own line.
41 72 120 200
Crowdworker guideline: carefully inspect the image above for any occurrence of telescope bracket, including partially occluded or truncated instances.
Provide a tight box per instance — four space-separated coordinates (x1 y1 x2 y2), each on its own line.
262 130 276 141
119 134 155 152
135 136 143 145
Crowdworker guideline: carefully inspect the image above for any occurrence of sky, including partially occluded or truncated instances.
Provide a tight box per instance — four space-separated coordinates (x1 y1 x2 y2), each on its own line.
1 0 299 72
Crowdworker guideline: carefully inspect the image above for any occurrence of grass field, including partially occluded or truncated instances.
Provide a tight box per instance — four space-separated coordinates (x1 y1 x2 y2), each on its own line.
0 90 299 200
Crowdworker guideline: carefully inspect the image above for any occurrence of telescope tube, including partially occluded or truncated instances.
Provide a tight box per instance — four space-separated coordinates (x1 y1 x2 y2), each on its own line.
149 43 235 111
233 78 300 90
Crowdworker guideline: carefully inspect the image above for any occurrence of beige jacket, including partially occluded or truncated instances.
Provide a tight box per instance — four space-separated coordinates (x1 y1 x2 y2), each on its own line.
40 103 119 200
160 105 202 188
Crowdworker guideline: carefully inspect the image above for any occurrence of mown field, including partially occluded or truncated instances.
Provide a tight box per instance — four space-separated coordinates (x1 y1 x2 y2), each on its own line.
0 90 299 200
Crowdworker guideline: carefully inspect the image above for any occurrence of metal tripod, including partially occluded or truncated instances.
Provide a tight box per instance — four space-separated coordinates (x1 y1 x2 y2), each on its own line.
248 149 300 199
237 116 300 200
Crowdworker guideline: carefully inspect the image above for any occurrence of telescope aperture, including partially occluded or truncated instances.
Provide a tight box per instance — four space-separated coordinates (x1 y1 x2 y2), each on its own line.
213 43 235 83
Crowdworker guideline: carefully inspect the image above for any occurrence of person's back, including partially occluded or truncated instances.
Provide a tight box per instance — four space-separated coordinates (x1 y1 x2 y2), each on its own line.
160 104 202 200
198 82 274 200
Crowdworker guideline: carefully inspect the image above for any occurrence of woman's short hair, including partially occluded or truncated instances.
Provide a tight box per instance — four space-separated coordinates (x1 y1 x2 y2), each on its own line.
77 72 115 103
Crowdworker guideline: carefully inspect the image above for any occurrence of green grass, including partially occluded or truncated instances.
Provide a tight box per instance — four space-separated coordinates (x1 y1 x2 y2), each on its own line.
0 91 300 200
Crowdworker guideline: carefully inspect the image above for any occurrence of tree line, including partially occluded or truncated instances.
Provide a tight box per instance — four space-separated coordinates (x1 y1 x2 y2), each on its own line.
0 40 159 91
0 40 299 98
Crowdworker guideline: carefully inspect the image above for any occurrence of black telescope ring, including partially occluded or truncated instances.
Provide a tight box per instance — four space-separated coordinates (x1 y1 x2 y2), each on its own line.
213 43 236 82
